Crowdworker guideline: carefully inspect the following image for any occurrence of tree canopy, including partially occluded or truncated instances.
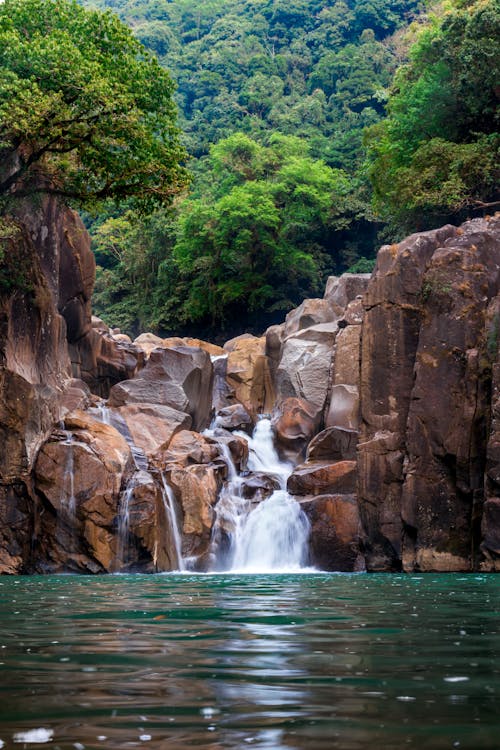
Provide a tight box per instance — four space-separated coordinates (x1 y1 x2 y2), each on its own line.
0 0 188 210
366 0 500 232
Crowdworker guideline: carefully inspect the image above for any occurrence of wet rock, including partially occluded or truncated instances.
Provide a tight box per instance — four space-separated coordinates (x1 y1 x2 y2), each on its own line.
306 427 358 462
332 326 361 387
287 460 357 496
240 473 281 500
300 494 362 571
326 384 359 430
169 464 219 558
34 411 132 572
272 397 320 457
215 403 254 433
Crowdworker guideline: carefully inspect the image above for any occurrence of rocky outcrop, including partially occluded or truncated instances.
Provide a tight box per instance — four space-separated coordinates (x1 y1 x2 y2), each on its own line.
358 216 500 572
301 494 363 571
224 335 274 417
108 345 213 431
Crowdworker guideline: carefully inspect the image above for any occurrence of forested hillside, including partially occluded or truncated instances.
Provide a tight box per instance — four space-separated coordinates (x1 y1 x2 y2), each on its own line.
80 0 498 338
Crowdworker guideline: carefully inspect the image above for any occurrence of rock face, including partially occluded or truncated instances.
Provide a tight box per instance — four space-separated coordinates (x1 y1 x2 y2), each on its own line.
2 196 500 576
358 216 500 572
108 346 213 431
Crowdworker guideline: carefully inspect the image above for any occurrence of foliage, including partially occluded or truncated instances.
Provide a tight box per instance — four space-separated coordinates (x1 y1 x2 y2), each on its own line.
0 0 188 211
366 0 500 232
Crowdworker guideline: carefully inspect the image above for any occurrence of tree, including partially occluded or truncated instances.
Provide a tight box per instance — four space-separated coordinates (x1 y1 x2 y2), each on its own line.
366 0 500 231
0 0 188 210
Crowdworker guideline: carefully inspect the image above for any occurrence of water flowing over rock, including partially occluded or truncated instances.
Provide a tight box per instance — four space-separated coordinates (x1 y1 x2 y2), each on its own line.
2 198 500 575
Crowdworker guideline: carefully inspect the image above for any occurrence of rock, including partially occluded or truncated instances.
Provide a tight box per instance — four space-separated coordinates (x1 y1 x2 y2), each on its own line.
358 217 500 572
275 322 337 415
212 354 233 413
70 329 144 398
34 412 132 572
272 397 320 456
332 325 361 387
108 346 213 431
240 473 281 500
224 333 257 352
92 316 110 333
265 323 284 382
125 471 181 572
306 427 358 462
206 431 249 474
59 378 91 416
323 273 371 309
225 335 274 417
155 429 220 470
284 298 338 337
326 384 359 430
300 494 362 571
112 403 192 458
112 333 132 344
184 338 225 357
168 464 219 558
287 460 357 496
215 403 253 433
134 332 165 356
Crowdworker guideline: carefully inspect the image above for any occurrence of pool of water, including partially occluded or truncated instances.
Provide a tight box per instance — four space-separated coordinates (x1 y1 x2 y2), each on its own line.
0 573 498 749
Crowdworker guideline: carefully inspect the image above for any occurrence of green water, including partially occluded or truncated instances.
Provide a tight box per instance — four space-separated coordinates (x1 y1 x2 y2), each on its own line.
0 573 498 749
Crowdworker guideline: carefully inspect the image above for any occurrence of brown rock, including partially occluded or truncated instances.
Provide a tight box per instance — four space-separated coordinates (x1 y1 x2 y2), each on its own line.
300 494 362 571
157 429 220 470
34 412 132 572
215 403 253 433
307 427 358 462
112 403 191 458
241 473 281 500
272 397 320 456
332 325 361 387
168 464 219 558
287 460 357 496
225 335 274 416
108 346 213 431
326 384 359 430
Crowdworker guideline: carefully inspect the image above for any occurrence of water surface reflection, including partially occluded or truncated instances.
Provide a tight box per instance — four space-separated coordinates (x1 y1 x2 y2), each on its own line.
0 573 498 748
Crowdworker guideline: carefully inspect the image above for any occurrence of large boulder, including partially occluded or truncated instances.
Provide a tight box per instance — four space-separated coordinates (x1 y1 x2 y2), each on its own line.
288 460 357 497
108 346 213 431
275 322 337 416
112 403 192 459
284 298 338 337
272 397 320 457
301 494 363 571
34 411 132 572
306 427 358 462
225 335 274 417
323 273 371 309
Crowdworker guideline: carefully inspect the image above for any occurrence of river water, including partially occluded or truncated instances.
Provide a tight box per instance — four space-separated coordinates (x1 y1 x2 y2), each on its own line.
0 573 499 749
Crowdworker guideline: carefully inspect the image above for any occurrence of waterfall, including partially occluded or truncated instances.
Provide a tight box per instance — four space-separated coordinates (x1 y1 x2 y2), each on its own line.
210 419 311 573
160 474 185 572
61 432 77 526
116 482 134 569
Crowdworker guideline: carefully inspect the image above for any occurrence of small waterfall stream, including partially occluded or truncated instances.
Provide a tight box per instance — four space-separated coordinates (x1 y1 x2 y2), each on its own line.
209 419 311 572
160 474 185 572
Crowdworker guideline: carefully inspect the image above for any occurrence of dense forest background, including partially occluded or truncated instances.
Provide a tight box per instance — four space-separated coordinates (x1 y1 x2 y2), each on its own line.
81 0 499 339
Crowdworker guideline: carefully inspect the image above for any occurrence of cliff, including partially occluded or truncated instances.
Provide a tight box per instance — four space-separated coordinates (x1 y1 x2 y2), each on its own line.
0 201 499 573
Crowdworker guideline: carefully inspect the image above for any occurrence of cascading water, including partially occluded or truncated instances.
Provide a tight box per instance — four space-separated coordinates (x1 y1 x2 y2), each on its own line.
209 419 311 572
116 481 134 569
160 474 185 572
60 432 77 527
